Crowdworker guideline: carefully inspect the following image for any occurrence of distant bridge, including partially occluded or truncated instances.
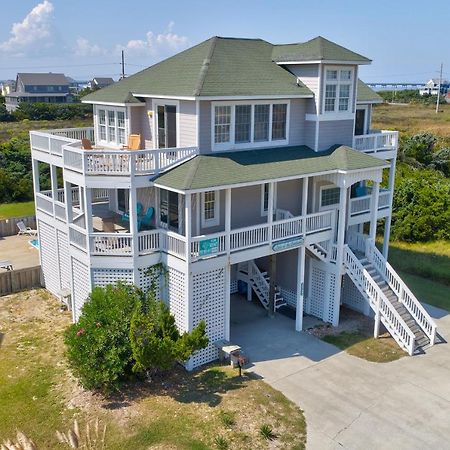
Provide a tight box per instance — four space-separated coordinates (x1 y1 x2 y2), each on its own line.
366 82 423 89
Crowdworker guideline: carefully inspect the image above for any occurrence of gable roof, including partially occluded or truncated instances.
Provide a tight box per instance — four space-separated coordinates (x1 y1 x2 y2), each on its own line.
272 36 371 64
357 80 383 104
82 37 316 103
154 145 387 191
17 73 69 86
93 77 115 84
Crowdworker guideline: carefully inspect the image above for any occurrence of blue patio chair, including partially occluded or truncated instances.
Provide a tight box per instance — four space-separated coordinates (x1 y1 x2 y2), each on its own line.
122 202 144 223
138 207 154 230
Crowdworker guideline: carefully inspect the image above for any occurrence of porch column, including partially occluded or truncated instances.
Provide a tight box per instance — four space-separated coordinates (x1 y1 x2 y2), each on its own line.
332 182 349 327
302 177 308 217
129 187 138 256
225 188 231 254
31 159 40 194
185 192 192 263
83 187 93 255
268 182 275 245
50 164 58 213
184 193 194 354
369 181 380 242
64 181 73 223
382 158 396 258
295 245 306 331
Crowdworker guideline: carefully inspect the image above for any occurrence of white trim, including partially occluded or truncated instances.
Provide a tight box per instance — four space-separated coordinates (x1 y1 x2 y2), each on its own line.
319 184 341 212
322 66 355 115
82 100 144 107
306 112 355 122
94 105 128 148
355 105 369 135
152 99 180 149
132 93 196 101
356 99 383 105
201 190 220 228
275 60 371 65
199 94 312 100
210 100 290 152
260 182 278 216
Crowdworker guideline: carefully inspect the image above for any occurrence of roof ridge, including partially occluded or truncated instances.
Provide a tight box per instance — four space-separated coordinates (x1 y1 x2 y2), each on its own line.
193 37 218 96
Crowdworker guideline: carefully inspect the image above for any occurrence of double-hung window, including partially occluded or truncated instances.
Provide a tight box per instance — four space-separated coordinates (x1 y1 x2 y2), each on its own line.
201 191 220 227
96 107 127 146
324 68 353 114
320 186 340 209
213 102 288 150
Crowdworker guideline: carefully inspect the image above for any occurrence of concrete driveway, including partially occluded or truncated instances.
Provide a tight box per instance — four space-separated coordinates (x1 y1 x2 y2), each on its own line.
230 296 450 450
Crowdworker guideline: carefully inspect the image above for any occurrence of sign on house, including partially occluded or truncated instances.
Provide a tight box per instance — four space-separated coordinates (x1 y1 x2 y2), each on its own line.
199 237 219 256
272 236 304 253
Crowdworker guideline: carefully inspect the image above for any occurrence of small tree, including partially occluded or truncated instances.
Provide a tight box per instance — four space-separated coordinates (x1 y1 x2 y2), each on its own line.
64 283 141 392
130 294 208 375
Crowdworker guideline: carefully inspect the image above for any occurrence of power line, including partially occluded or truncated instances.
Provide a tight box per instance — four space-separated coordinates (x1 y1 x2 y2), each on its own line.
0 62 120 70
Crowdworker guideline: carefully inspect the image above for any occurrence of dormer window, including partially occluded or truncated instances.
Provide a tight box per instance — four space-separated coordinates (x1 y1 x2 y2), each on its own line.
324 68 353 114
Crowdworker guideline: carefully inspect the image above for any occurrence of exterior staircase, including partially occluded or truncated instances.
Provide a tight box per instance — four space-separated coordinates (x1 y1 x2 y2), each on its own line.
344 237 437 355
308 241 337 263
237 260 287 311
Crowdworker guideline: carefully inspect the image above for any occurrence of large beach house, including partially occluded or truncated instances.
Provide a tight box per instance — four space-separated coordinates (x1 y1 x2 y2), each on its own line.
30 36 437 369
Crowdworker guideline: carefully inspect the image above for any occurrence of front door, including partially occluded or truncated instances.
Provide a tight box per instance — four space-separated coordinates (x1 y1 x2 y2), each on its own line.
157 105 177 148
354 109 366 135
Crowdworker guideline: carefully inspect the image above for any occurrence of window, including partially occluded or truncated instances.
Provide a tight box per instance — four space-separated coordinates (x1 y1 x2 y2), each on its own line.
324 68 353 113
272 104 287 140
202 191 219 227
260 183 277 216
235 105 251 143
214 106 231 143
212 102 288 150
96 107 127 146
254 104 270 141
321 187 340 207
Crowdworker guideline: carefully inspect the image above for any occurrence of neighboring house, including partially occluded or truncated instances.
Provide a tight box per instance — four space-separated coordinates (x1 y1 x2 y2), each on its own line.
30 36 437 370
88 77 115 90
66 77 89 94
419 78 450 96
5 73 73 112
1 80 15 96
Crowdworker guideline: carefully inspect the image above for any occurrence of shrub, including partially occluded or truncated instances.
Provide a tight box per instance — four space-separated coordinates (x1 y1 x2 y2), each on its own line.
214 436 229 450
219 410 235 427
64 283 141 392
259 423 276 440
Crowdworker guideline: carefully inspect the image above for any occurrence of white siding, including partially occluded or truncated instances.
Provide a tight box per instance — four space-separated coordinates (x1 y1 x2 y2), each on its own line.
289 64 320 114
317 119 354 150
142 99 154 148
289 99 307 146
179 100 197 147
198 100 212 153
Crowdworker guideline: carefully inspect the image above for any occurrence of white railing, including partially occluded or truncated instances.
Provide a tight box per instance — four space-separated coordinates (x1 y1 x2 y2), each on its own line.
272 216 303 240
30 128 94 157
353 130 399 153
35 192 53 215
54 201 66 220
190 232 227 260
69 226 87 251
160 231 186 258
305 210 334 234
344 245 416 355
138 230 160 255
347 231 367 253
90 233 132 255
350 190 392 216
365 239 437 345
230 223 269 251
378 191 391 209
275 208 294 220
47 127 95 141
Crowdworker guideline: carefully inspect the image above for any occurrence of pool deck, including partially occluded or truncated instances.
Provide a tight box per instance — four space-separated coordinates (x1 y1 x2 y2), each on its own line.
0 235 40 271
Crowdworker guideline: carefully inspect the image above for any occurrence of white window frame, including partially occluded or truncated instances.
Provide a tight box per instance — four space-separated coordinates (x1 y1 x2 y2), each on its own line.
322 66 354 115
355 105 369 135
211 100 290 152
319 184 341 211
94 105 128 148
152 99 180 149
201 190 220 227
260 183 278 216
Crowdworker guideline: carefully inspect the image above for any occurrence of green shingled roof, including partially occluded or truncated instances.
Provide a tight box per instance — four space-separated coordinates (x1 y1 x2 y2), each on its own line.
272 36 371 63
357 79 383 103
154 145 387 191
83 37 313 103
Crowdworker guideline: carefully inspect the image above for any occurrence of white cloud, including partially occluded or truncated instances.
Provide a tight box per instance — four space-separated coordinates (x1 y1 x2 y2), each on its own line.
0 1 55 55
116 23 189 57
73 37 106 57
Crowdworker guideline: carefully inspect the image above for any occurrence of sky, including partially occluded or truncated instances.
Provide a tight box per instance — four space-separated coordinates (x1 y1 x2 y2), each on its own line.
0 0 449 83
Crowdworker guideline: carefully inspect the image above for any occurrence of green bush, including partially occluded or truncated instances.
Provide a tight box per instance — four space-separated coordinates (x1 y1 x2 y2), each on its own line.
64 283 141 392
13 102 92 121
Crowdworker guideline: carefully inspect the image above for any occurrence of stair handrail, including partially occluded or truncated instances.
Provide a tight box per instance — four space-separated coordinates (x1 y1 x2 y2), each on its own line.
365 239 437 345
248 260 269 307
344 245 416 355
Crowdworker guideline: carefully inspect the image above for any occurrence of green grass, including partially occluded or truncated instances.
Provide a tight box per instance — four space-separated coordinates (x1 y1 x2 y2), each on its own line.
0 290 307 450
0 201 35 219
322 331 406 363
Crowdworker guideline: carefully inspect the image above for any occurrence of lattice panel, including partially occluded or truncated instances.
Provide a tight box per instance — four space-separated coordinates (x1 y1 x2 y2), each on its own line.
309 266 326 320
230 280 238 294
92 268 134 288
281 287 297 308
138 267 162 300
191 268 225 368
38 220 60 296
327 272 337 324
165 267 186 332
72 258 91 321
342 274 367 314
57 230 71 290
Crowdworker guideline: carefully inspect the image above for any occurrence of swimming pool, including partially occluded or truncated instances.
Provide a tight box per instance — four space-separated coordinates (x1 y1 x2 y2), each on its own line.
29 239 40 250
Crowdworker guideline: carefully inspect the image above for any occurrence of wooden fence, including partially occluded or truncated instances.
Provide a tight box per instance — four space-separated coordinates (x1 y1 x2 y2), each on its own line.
0 216 37 237
0 266 42 296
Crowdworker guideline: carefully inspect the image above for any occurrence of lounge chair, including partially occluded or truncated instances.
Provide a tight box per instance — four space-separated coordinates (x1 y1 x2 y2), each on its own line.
17 221 38 236
0 260 13 271
123 134 141 150
138 207 154 230
81 138 93 150
121 202 144 224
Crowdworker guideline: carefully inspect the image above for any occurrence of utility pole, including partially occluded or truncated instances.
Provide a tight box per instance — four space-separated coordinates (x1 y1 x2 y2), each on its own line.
121 50 126 80
436 62 443 114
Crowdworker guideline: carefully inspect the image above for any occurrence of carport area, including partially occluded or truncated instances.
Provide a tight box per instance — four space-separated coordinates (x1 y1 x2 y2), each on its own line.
231 293 450 450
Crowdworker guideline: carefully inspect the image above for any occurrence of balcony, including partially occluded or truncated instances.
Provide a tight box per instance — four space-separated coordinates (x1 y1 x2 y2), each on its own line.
353 130 398 154
30 127 198 176
349 189 392 225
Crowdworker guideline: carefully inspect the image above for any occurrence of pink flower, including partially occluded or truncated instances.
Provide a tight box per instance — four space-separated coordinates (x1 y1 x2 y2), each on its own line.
76 328 85 337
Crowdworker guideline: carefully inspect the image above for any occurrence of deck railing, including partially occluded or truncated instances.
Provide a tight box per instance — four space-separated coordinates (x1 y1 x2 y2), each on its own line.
353 130 399 154
349 190 392 216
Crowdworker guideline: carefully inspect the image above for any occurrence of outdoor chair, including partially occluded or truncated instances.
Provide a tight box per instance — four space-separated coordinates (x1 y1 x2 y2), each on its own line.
0 260 13 271
138 207 154 230
17 221 38 236
81 138 93 150
121 202 144 224
123 134 142 150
